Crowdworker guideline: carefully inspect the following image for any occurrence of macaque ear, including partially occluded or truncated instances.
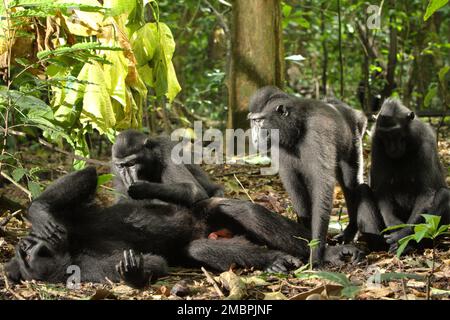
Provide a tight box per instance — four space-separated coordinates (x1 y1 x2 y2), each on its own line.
276 104 289 117
407 112 415 121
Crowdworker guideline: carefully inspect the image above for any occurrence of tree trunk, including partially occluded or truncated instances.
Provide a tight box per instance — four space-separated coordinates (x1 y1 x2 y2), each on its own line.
227 0 284 130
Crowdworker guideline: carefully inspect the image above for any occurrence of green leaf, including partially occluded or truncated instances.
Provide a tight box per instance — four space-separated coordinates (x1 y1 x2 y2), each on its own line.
15 57 31 66
131 23 158 65
422 214 441 231
424 0 449 21
424 86 438 108
97 173 114 187
0 87 51 111
436 224 450 237
28 181 42 199
382 224 415 233
70 130 89 170
376 272 425 282
103 50 128 107
138 65 154 87
165 60 182 102
104 0 137 16
37 43 122 60
413 224 429 243
396 234 415 257
12 168 26 182
438 66 450 83
282 4 293 17
79 61 116 133
341 286 360 299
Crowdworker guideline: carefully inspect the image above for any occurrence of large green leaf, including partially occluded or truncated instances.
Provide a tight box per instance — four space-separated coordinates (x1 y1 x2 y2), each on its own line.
132 22 181 101
79 61 116 133
103 50 128 107
104 0 137 16
424 0 449 21
0 87 63 132
131 23 158 65
0 86 50 111
397 234 415 257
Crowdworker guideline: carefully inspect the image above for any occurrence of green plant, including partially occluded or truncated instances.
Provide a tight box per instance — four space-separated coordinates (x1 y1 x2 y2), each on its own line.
383 214 450 257
383 214 450 299
294 237 320 271
0 0 181 197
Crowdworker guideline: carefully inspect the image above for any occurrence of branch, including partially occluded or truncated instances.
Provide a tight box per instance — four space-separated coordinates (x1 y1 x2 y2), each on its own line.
38 138 108 166
203 0 230 35
0 172 32 200
201 267 224 298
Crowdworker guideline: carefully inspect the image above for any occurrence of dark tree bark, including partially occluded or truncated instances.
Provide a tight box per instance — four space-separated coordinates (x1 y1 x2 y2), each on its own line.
382 13 398 100
320 2 328 96
227 0 284 130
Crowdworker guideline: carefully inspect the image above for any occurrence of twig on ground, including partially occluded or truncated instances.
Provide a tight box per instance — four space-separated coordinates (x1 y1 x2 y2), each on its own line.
201 267 224 298
216 170 260 177
233 174 254 203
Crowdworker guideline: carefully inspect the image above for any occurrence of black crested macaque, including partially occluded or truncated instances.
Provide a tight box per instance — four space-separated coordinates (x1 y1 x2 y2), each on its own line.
248 86 367 264
357 99 450 252
111 130 223 205
6 168 364 288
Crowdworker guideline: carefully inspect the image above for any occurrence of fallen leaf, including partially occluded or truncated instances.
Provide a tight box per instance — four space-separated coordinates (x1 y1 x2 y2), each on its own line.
289 284 343 300
306 293 327 300
360 286 393 299
219 270 247 300
263 292 287 300
406 279 426 288
90 288 116 300
159 285 171 297
111 285 135 295
241 276 269 287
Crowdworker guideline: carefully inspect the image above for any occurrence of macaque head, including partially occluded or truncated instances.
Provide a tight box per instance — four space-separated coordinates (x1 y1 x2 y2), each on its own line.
374 98 415 159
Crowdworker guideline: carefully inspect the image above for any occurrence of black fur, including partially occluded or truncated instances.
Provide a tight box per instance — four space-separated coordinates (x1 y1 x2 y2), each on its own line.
248 86 367 263
6 168 364 288
357 99 450 252
111 130 223 205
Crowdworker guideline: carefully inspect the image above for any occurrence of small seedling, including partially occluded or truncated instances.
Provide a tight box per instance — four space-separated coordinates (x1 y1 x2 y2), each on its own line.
382 214 450 257
383 214 450 299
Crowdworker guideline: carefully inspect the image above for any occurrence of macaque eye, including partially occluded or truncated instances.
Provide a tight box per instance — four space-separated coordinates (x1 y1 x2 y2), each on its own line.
126 160 136 167
276 105 289 117
116 163 124 169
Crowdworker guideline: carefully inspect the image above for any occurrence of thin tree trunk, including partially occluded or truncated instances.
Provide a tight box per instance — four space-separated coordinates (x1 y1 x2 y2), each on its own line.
320 2 328 96
382 13 398 100
337 0 344 98
227 0 284 130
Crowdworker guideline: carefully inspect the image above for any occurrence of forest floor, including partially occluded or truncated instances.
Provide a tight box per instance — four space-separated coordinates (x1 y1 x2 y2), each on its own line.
0 125 449 300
